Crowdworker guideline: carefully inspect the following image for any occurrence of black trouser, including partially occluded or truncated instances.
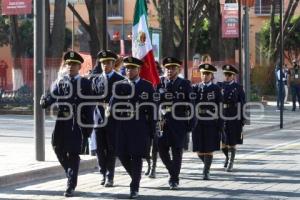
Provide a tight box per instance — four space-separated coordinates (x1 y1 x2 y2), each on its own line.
119 155 143 192
80 135 89 155
95 128 116 181
158 144 183 184
291 84 300 109
151 136 159 163
54 148 80 189
276 81 285 108
146 136 159 164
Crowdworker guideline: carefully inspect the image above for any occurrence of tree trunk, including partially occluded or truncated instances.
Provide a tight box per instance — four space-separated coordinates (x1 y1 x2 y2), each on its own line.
68 1 103 65
268 0 276 63
9 16 24 90
160 0 175 57
207 1 223 61
85 0 100 61
47 0 66 59
273 0 300 61
94 0 105 51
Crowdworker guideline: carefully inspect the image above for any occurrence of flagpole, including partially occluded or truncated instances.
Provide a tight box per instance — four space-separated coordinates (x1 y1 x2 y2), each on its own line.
184 0 189 79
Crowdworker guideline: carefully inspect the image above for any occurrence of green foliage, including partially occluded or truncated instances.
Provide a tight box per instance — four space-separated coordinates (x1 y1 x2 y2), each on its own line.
0 16 10 47
0 16 72 57
284 16 300 56
195 18 210 54
259 15 300 60
19 19 33 57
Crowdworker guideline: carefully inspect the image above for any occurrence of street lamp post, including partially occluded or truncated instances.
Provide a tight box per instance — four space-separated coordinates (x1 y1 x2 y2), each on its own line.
102 0 107 49
238 0 243 83
67 0 78 50
279 0 284 129
242 0 251 125
34 0 45 161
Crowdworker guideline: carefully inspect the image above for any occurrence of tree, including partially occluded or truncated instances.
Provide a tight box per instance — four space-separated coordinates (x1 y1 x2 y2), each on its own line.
0 0 70 90
45 0 67 58
261 15 300 64
266 0 300 63
0 16 9 46
152 0 238 61
152 0 208 58
67 0 105 63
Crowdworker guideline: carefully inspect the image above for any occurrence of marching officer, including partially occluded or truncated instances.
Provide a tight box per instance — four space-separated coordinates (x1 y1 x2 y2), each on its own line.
144 61 164 179
40 51 92 197
220 64 245 172
289 59 300 111
192 63 223 180
110 56 155 199
156 57 192 189
91 50 124 187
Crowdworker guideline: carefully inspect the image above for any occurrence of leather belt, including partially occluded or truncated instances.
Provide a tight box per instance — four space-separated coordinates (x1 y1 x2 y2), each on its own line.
223 103 236 109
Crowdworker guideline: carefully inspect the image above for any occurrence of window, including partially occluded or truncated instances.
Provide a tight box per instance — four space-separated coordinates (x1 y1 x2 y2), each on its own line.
108 0 123 18
255 0 281 15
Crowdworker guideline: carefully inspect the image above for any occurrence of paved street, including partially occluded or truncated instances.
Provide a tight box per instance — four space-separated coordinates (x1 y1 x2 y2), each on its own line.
0 123 300 199
0 103 300 199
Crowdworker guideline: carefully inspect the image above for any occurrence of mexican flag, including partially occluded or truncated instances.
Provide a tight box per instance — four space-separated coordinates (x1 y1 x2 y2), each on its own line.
132 0 160 86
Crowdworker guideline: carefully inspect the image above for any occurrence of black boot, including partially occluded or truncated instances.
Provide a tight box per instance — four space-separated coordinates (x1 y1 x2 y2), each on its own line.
203 155 213 180
222 148 229 168
144 157 151 176
197 154 204 163
226 148 236 172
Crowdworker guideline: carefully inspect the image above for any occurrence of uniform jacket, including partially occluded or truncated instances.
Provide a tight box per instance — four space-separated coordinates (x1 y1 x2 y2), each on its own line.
191 82 223 152
110 78 155 157
156 76 192 148
42 75 92 153
219 81 245 145
90 71 125 150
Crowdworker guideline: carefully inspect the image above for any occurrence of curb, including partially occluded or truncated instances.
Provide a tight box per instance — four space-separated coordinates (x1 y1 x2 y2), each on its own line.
0 158 97 188
244 119 300 135
0 110 33 115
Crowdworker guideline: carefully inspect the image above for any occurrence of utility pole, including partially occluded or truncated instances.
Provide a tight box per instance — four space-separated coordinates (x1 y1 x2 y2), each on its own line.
243 1 250 124
102 0 107 49
72 2 75 50
184 0 189 79
243 4 250 103
279 0 284 128
238 0 243 83
34 0 45 161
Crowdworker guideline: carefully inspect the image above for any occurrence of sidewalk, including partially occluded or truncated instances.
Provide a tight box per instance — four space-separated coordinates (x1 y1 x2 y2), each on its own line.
0 101 299 188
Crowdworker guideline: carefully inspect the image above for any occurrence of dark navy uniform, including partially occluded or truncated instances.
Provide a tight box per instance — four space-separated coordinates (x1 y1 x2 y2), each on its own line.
91 50 124 186
156 57 192 189
289 61 300 111
192 63 222 180
110 56 155 198
220 64 245 172
40 51 92 196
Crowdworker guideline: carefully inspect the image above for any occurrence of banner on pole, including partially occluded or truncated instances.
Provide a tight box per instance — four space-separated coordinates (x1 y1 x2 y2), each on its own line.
222 3 239 38
1 0 32 16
